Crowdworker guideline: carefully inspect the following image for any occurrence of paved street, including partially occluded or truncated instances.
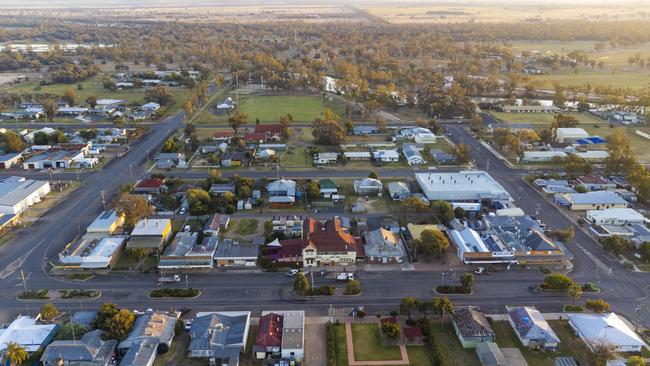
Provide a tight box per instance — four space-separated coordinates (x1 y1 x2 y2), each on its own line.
0 115 647 328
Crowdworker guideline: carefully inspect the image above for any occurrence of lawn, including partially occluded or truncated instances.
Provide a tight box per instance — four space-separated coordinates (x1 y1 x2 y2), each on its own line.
488 111 604 126
332 323 350 366
549 320 605 366
205 94 346 124
582 125 650 164
429 321 481 366
234 219 259 236
153 332 208 366
280 146 313 169
351 323 403 361
406 346 432 366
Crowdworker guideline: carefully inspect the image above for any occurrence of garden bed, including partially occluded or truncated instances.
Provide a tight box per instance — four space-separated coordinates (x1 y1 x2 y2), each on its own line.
60 289 101 299
435 285 471 294
18 289 50 300
563 304 585 312
150 288 200 298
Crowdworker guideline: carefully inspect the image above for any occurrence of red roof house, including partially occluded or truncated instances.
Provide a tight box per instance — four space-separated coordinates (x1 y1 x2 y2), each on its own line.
212 131 234 140
404 326 424 345
255 313 283 352
244 132 267 142
134 178 166 194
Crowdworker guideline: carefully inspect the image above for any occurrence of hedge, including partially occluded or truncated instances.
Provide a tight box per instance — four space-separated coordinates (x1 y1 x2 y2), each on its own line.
150 288 199 298
326 322 337 366
436 285 470 294
305 285 335 296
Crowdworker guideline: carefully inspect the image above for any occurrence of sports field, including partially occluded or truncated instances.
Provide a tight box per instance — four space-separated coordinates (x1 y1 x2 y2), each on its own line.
210 94 345 123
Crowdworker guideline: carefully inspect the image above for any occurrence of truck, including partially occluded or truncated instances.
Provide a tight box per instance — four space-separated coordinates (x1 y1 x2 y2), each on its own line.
158 274 181 283
336 273 354 282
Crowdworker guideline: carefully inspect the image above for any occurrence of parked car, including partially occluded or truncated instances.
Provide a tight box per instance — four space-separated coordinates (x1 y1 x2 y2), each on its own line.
528 286 539 294
286 269 299 277
474 267 485 275
318 269 328 276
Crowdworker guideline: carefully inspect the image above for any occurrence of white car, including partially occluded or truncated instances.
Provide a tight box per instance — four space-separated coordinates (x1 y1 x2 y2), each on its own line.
474 267 485 275
286 269 299 276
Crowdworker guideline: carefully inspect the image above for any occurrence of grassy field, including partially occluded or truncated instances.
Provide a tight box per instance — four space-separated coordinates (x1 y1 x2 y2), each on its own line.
234 219 259 236
489 111 604 126
203 94 346 124
429 321 481 366
351 323 403 361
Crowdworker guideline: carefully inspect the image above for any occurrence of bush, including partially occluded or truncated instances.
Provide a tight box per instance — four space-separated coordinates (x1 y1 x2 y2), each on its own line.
345 280 362 295
436 285 471 294
60 289 100 299
18 289 49 299
150 288 199 298
563 304 585 312
304 285 335 296
390 310 399 317
419 319 447 366
585 299 611 313
581 283 600 292
382 322 401 339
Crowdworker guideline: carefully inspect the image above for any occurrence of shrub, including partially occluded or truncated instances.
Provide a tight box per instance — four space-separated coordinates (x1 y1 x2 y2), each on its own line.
390 310 399 317
60 289 100 299
304 285 335 296
585 299 611 313
18 289 49 299
419 319 447 366
581 283 600 292
382 322 401 339
345 280 362 295
563 304 585 312
150 288 199 298
435 285 470 294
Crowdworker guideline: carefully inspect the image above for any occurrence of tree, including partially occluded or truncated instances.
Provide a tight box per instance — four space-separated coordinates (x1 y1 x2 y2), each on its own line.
564 154 592 178
345 279 361 295
1 132 26 153
639 242 650 263
605 130 636 175
306 181 320 200
94 303 119 330
626 356 645 366
40 303 58 323
368 171 378 179
382 322 401 339
544 273 575 292
431 200 454 224
145 86 174 106
280 114 292 139
453 206 466 219
55 322 89 340
113 194 154 228
412 229 449 256
293 273 309 295
4 342 27 366
470 114 483 132
568 283 582 305
601 235 632 256
63 88 76 106
401 196 430 213
312 118 345 145
187 188 214 215
161 139 180 153
86 95 98 109
183 100 194 118
460 273 474 290
433 297 453 319
585 299 611 313
42 98 58 122
228 111 248 134
105 309 136 340
453 144 471 164
399 297 420 318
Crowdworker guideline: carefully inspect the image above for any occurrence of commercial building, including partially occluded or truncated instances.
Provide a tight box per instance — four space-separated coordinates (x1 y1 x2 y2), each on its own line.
0 315 59 353
214 239 258 267
506 306 560 350
555 191 628 211
159 233 217 269
119 312 177 354
0 153 23 169
452 307 495 349
567 313 647 353
522 151 567 163
575 176 616 191
119 337 158 366
22 144 94 169
59 235 126 269
127 218 172 250
87 210 125 234
555 128 589 143
586 208 647 226
364 228 407 264
0 177 50 215
40 329 117 366
415 171 511 203
188 311 251 365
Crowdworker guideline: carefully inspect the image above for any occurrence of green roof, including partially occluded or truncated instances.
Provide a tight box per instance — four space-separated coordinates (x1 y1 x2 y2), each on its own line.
319 178 339 190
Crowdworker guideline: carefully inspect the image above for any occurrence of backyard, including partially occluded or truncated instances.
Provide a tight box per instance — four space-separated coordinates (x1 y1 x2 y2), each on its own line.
429 321 481 366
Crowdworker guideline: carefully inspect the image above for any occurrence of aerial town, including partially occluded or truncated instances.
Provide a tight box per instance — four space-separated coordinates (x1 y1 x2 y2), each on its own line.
0 0 648 365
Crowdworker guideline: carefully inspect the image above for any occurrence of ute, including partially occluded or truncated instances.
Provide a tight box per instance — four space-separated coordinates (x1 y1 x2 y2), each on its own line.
336 273 354 282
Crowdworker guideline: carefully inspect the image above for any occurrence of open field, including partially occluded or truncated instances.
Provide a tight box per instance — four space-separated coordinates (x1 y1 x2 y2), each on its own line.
429 321 481 366
489 111 604 126
204 94 346 124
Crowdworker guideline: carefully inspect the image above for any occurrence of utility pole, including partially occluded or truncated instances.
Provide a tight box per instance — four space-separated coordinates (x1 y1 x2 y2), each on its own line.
100 189 106 210
20 269 27 293
185 275 189 290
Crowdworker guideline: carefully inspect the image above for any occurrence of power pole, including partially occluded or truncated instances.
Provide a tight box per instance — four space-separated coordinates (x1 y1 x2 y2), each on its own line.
20 269 27 293
100 189 106 210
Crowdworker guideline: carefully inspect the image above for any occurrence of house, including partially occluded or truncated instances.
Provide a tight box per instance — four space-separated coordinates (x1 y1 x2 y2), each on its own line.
353 126 379 135
404 326 424 345
363 228 407 264
576 176 616 191
210 184 236 197
571 151 608 161
23 145 91 170
475 342 507 366
119 337 158 366
155 152 185 169
343 151 371 160
57 107 89 116
586 208 647 226
387 181 411 201
254 311 304 361
403 144 425 165
522 151 567 162
266 179 296 207
0 153 22 169
354 177 383 195
506 306 560 350
452 307 496 348
212 131 235 142
59 235 126 269
0 315 59 354
271 215 304 237
87 210 125 234
313 152 338 165
502 105 560 113
429 149 456 164
255 149 275 160
555 128 589 143
188 311 251 365
0 177 50 214
567 313 647 353
133 178 166 194
216 97 235 110
127 218 172 250
141 102 160 111
214 239 259 267
372 149 399 163
203 213 230 236
318 179 339 198
40 329 117 366
555 191 628 211
253 124 283 141
415 171 511 203
159 233 217 269
220 151 246 167
244 132 267 143
118 312 177 354
612 111 639 124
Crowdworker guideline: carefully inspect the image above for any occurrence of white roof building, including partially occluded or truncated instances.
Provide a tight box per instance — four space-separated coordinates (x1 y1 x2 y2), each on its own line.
555 128 589 143
586 208 648 226
0 315 58 353
0 177 51 215
87 210 125 234
522 151 567 162
402 144 425 165
571 151 609 161
415 171 511 202
141 102 160 111
59 235 126 269
131 219 172 237
568 313 647 352
95 99 124 106
372 149 399 162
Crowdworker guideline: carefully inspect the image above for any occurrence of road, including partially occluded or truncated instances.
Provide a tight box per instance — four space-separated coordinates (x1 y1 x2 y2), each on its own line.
0 113 648 327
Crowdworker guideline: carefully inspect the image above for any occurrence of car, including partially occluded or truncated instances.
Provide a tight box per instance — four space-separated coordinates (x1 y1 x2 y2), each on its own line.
179 307 191 316
179 208 186 215
528 286 539 294
318 269 328 276
474 267 485 275
286 269 299 276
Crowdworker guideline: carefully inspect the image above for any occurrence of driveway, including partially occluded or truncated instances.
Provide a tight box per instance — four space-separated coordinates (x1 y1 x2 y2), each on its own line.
304 318 327 366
